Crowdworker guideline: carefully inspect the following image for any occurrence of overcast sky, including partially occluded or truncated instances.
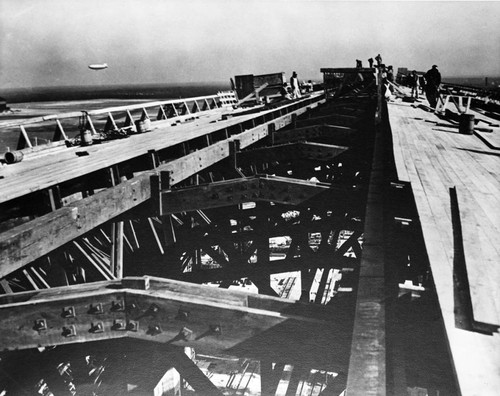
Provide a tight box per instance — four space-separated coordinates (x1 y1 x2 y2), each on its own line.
0 0 499 89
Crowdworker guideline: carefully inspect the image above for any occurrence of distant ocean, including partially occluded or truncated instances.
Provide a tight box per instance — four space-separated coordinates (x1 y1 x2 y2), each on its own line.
0 82 230 151
442 76 500 89
0 82 231 103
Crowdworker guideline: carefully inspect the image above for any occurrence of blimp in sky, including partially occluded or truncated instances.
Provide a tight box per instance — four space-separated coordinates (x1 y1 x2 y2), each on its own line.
88 63 108 70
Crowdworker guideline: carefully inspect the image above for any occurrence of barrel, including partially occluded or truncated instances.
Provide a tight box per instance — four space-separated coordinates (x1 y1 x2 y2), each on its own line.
4 151 24 164
135 118 151 133
80 129 93 146
458 113 475 135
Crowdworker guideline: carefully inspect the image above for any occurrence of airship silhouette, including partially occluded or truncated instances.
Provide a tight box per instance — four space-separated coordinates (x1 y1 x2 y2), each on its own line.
88 63 108 70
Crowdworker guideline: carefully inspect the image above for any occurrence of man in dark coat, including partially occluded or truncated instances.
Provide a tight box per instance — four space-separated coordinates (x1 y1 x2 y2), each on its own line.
424 65 441 108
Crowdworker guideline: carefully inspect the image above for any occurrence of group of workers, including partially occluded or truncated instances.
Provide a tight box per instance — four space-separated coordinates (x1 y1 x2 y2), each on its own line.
367 55 396 101
373 54 442 108
408 65 442 108
279 58 443 109
359 54 442 108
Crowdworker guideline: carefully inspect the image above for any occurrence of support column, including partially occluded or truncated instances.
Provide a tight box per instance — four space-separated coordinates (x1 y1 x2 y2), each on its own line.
300 268 316 302
109 167 125 278
315 267 335 305
253 202 277 297
162 214 177 246
110 222 124 278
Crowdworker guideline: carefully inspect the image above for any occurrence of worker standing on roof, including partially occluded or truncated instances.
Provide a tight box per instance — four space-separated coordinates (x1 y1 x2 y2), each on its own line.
410 70 420 99
424 65 441 108
290 71 301 99
387 66 394 83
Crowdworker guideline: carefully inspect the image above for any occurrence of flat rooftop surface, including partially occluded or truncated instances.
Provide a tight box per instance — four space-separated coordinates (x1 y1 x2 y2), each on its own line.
388 99 500 395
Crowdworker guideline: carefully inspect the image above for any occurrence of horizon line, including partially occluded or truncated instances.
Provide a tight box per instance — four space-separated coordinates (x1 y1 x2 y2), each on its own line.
2 75 500 92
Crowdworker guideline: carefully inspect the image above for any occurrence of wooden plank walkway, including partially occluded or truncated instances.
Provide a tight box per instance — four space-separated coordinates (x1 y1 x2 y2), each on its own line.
388 100 500 396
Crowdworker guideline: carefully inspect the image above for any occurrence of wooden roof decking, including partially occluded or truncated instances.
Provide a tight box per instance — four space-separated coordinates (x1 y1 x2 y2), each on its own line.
388 100 500 395
0 95 326 277
0 95 320 203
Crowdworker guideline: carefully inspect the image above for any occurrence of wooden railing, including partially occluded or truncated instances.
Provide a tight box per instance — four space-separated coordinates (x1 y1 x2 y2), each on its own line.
1 92 238 151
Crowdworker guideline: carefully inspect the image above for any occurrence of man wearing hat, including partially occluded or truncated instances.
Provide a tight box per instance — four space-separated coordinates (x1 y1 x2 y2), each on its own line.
424 65 442 108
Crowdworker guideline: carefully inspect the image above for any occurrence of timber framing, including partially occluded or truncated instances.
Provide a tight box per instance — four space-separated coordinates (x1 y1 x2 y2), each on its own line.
0 276 352 371
154 174 342 215
0 63 479 396
235 141 349 163
271 124 356 145
0 72 388 393
0 70 402 396
0 95 325 278
346 101 387 393
176 256 358 284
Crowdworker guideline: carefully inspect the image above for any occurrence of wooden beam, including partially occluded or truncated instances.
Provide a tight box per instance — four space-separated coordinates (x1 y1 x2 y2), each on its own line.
167 212 363 256
198 242 230 267
157 175 333 215
161 215 177 246
0 96 327 278
0 279 13 294
110 222 124 278
148 218 164 254
22 269 39 290
72 241 115 281
53 119 68 141
295 141 349 161
296 113 359 128
238 82 269 104
236 142 349 164
177 256 357 284
1 96 323 205
252 277 280 297
128 220 140 249
17 125 32 150
163 346 223 396
30 267 51 289
0 276 352 371
346 115 386 395
272 124 356 145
